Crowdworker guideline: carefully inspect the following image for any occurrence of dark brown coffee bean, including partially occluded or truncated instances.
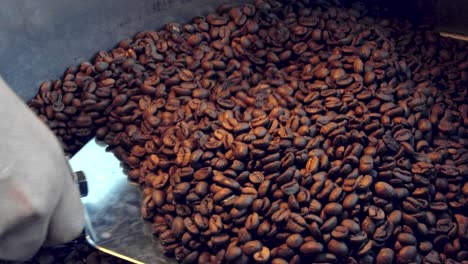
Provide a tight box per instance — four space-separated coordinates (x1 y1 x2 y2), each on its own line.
234 195 254 209
343 192 359 209
173 182 191 199
225 246 242 262
300 241 323 255
313 253 337 263
286 234 304 249
281 180 300 195
374 181 395 200
331 225 349 240
171 216 186 239
245 212 260 231
368 206 385 222
264 161 281 173
271 208 290 223
242 240 262 255
373 220 393 244
249 171 264 184
211 233 230 246
232 141 249 159
323 202 343 217
321 216 338 232
359 155 374 173
208 214 222 234
152 190 166 207
253 246 270 264
418 241 433 253
257 219 271 237
286 213 307 233
376 248 394 264
213 175 241 190
213 188 233 203
397 246 417 263
328 239 349 257
271 258 288 264
193 167 212 180
397 232 417 245
238 227 252 244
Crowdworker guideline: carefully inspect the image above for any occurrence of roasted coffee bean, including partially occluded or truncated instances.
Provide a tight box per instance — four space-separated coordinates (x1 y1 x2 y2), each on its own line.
286 234 304 249
397 232 417 245
323 203 343 217
249 171 264 184
374 181 395 200
245 212 260 231
359 155 374 173
300 241 324 255
281 180 300 195
376 248 395 264
213 188 232 203
213 175 241 190
171 216 186 239
397 246 417 263
328 239 349 257
343 192 359 209
321 216 338 233
331 225 349 240
242 240 262 255
253 246 270 264
234 195 254 209
271 258 288 264
225 246 242 262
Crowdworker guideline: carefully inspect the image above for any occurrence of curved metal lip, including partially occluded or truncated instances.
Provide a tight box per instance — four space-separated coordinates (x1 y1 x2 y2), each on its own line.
85 235 145 264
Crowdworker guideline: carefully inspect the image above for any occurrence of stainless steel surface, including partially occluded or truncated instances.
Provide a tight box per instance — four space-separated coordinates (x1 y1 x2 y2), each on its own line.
69 138 175 264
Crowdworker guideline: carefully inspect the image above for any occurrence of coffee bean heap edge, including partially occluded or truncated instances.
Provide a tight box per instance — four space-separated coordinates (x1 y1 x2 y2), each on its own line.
29 0 468 263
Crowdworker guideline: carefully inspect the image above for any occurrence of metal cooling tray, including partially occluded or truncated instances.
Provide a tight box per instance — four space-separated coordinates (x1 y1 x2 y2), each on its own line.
69 138 176 264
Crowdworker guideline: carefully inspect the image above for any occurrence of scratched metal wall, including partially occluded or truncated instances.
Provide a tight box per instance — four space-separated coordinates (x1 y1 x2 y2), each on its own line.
0 0 246 101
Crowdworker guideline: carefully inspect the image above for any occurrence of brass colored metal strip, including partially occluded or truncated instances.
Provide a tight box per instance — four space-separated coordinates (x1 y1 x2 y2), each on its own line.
85 235 145 264
440 32 468 42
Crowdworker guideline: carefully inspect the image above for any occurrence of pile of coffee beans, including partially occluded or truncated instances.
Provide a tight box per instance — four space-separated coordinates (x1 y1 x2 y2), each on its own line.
29 0 467 263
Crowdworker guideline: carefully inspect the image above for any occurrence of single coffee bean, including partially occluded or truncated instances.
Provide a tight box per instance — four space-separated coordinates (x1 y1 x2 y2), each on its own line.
397 246 417 263
271 258 288 264
225 246 242 262
331 226 349 240
343 192 359 209
286 234 304 249
374 181 395 200
323 203 343 217
242 240 262 255
253 246 270 264
359 155 374 173
376 248 395 264
249 171 265 184
300 241 323 255
281 180 300 195
328 239 349 257
234 195 254 209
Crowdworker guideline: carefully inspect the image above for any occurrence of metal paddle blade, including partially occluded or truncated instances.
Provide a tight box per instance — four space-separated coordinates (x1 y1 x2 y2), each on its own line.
69 138 176 264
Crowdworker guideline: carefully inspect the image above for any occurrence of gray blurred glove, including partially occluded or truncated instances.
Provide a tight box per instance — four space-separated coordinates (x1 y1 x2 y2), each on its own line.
0 77 84 261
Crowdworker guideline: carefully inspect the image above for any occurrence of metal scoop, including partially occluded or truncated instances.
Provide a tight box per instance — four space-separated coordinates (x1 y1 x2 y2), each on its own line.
69 138 175 264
